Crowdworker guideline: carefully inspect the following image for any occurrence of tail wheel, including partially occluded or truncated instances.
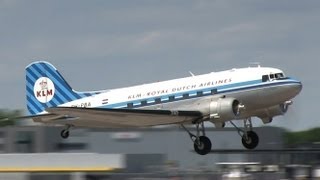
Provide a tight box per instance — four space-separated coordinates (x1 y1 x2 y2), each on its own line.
242 131 259 149
194 136 212 155
60 129 70 139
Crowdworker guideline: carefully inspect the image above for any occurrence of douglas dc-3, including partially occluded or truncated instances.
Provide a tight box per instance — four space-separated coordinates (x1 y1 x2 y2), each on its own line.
24 61 302 155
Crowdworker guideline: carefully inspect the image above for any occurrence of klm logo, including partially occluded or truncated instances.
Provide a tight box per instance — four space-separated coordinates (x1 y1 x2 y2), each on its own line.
33 77 55 103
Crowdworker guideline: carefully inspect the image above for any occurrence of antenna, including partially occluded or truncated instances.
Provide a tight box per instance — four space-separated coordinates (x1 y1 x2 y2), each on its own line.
189 71 195 77
249 62 261 68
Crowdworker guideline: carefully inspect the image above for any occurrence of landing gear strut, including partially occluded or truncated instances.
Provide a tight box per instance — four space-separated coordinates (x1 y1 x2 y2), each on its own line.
230 118 259 149
60 125 72 139
181 122 212 155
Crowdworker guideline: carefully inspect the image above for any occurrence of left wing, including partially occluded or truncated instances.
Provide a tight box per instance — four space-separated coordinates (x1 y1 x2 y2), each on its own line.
42 107 203 128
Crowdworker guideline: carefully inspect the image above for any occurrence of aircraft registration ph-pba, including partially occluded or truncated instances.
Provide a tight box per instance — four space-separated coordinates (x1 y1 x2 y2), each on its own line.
25 61 302 155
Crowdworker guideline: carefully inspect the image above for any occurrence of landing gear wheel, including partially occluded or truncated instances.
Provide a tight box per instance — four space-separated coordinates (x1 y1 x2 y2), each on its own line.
194 136 212 155
242 131 259 149
60 130 70 139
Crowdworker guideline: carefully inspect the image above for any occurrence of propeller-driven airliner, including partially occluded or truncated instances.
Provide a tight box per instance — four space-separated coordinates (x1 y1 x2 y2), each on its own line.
25 61 302 155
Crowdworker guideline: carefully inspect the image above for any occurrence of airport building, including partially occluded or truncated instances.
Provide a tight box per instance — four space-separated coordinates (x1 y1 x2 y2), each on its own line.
0 125 315 179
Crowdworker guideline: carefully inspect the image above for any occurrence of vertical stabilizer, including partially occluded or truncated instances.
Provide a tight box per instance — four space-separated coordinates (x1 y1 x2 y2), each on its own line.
26 61 97 115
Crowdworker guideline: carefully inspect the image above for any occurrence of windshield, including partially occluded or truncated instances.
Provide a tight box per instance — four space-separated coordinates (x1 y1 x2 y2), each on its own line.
262 73 286 82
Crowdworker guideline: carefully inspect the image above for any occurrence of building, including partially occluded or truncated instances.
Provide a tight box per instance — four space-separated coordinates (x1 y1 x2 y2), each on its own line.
0 125 297 179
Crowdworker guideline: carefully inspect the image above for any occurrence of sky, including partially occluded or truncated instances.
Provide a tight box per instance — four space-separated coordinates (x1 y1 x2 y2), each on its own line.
0 0 319 131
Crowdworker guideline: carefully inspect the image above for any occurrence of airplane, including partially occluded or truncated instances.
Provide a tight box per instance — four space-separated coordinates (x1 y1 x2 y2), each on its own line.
25 61 302 155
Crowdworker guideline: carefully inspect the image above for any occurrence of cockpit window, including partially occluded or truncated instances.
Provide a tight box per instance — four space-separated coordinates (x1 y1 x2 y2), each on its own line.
275 73 284 79
262 75 269 82
270 74 275 79
262 73 285 82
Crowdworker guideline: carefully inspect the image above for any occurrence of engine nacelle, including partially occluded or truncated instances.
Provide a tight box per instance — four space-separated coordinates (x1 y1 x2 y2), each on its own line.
266 104 288 116
258 101 292 124
209 98 241 121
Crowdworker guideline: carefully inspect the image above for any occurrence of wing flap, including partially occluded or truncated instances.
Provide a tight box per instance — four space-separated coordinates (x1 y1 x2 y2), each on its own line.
45 107 202 127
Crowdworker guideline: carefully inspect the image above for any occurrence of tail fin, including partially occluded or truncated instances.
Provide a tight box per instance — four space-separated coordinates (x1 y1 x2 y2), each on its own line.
26 61 97 115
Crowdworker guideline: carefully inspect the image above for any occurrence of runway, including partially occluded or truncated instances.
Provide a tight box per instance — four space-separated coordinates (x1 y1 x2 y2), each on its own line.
210 148 320 154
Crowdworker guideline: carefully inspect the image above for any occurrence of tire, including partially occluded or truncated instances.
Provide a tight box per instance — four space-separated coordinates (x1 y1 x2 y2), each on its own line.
60 130 70 139
242 131 259 149
194 136 212 155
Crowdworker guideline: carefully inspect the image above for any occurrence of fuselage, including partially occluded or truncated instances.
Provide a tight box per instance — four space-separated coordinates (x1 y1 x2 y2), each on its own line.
63 66 302 121
25 62 303 154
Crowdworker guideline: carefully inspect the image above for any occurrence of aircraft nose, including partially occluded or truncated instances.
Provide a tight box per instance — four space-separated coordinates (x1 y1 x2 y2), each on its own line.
292 81 303 95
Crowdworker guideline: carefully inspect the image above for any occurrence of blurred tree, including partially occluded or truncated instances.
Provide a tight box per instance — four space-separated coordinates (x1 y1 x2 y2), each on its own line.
284 128 320 146
0 109 23 126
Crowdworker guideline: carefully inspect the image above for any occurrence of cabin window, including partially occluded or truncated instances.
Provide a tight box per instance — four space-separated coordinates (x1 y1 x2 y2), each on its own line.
141 100 147 106
211 89 217 94
262 75 269 82
155 98 161 104
197 91 203 96
127 103 133 108
169 96 175 101
183 94 189 99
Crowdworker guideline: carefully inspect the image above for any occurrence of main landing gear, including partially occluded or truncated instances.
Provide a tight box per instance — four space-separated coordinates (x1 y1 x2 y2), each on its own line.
182 117 259 155
181 122 212 155
230 118 259 149
60 125 72 139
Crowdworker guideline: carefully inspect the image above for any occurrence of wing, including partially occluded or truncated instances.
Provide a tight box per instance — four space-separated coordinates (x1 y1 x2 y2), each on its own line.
38 107 203 128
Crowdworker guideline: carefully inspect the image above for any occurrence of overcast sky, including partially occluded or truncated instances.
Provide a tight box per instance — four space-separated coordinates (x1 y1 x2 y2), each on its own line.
0 0 319 131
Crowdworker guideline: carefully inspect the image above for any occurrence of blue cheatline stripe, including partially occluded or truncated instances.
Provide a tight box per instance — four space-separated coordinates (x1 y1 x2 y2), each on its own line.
98 79 299 109
38 63 80 100
34 64 75 102
77 93 86 98
26 76 63 106
73 92 82 99
161 97 169 101
218 80 259 90
220 80 295 94
83 92 94 96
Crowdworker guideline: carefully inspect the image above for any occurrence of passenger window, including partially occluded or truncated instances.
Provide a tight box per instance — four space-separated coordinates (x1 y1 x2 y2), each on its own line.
155 98 161 103
211 89 217 94
141 100 147 106
127 103 133 108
